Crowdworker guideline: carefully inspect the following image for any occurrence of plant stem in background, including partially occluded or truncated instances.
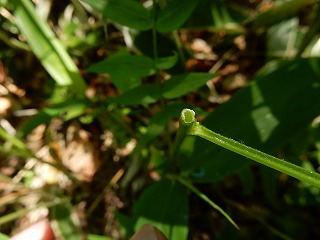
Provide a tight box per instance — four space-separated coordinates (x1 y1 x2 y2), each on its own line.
172 30 186 70
178 109 320 188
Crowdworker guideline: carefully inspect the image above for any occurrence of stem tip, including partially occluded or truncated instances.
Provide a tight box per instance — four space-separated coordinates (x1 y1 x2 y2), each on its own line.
181 109 196 124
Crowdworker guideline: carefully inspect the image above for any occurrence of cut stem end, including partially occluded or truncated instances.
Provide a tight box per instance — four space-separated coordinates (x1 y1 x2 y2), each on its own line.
181 109 196 125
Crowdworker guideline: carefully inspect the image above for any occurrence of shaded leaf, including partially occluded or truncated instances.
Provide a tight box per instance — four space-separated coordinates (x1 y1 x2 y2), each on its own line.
133 179 188 240
154 52 178 70
81 0 152 30
107 84 162 105
156 0 200 33
87 55 155 91
162 73 217 99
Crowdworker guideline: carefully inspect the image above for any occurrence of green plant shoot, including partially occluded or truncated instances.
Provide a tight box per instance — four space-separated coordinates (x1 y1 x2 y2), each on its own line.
177 109 320 188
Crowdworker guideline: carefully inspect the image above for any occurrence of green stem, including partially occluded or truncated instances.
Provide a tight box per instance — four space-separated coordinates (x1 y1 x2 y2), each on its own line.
152 0 173 149
172 30 186 70
179 109 320 188
171 109 196 159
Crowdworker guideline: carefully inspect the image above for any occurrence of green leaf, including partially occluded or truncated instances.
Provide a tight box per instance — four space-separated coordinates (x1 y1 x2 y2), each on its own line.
81 0 152 30
107 72 216 106
19 99 92 137
140 112 168 145
12 0 86 95
87 55 155 92
267 18 299 57
133 179 188 240
107 84 162 105
156 0 200 33
87 234 112 240
154 52 178 70
179 58 320 182
162 73 217 99
0 233 9 240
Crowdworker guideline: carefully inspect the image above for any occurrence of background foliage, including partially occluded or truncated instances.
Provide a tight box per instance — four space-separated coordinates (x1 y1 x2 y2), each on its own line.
1 0 320 239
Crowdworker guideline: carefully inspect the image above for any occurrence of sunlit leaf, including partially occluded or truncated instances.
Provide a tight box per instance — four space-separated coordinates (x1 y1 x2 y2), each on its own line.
12 0 86 95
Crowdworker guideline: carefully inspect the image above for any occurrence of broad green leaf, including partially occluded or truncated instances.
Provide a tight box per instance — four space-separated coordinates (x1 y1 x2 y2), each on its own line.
87 55 155 92
179 58 320 182
12 0 86 95
81 0 152 30
156 0 200 33
107 84 162 105
154 52 178 70
180 0 246 32
108 71 216 105
162 73 217 99
133 179 188 240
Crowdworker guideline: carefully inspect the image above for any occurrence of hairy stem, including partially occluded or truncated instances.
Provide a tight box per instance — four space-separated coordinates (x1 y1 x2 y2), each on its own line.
179 109 320 188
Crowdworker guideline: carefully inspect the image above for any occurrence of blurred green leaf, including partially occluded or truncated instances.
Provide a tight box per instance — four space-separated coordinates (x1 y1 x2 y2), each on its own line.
87 55 155 92
162 73 217 99
108 73 217 106
140 111 168 145
179 58 320 182
245 0 316 29
156 0 200 33
0 233 9 240
87 234 112 240
12 0 87 95
267 18 300 58
133 179 188 240
108 84 162 105
296 14 320 57
154 52 178 70
81 0 152 30
210 0 244 28
19 98 92 137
